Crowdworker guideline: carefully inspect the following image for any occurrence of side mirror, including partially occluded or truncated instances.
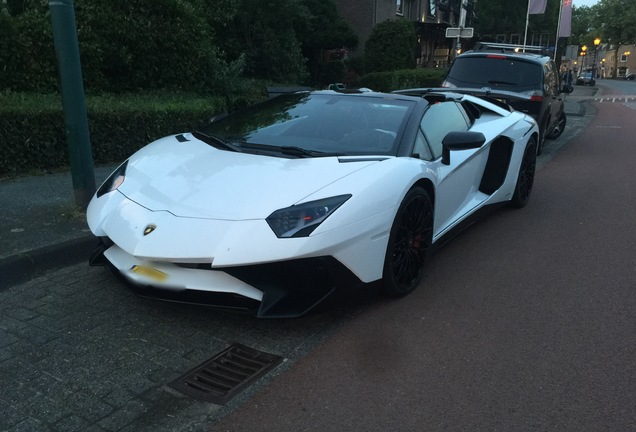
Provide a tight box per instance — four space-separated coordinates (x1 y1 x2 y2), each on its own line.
441 131 486 165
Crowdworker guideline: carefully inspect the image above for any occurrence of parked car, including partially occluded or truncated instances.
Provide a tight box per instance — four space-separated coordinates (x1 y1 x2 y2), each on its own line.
576 72 596 86
442 42 566 155
625 73 635 81
88 89 539 318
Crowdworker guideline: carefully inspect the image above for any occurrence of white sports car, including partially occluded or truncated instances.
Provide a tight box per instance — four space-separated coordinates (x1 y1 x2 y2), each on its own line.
88 89 539 318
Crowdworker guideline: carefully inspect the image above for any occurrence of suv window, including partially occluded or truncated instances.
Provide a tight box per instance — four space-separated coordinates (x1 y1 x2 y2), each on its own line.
444 56 544 93
543 61 558 97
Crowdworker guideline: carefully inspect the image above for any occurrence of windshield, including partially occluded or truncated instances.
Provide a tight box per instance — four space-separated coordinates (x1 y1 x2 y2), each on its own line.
446 56 544 92
197 93 415 157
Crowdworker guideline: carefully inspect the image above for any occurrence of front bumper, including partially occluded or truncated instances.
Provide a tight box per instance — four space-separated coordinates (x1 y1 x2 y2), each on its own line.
90 239 363 318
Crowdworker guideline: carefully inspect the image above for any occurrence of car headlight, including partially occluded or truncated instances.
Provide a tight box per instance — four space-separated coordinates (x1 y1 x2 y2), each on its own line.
267 194 352 238
96 160 128 198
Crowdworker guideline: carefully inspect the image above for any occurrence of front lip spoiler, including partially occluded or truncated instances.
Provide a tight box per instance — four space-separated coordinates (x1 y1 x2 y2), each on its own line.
89 240 362 319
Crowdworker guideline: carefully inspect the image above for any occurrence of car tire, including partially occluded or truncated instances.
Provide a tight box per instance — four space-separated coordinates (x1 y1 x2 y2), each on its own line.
382 187 433 297
510 137 537 209
546 111 567 140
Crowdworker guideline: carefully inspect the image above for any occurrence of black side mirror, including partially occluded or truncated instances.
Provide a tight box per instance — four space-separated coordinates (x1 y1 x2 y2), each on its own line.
441 131 486 165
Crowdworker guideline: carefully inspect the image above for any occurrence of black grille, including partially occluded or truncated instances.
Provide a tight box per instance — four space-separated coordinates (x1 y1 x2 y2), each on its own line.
169 344 283 404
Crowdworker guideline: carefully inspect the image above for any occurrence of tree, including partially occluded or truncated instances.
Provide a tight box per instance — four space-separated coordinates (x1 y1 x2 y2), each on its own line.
365 19 417 73
295 0 358 86
595 0 636 44
218 0 308 84
570 6 598 46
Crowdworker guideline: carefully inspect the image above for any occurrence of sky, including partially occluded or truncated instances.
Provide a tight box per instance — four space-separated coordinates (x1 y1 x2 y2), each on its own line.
573 0 598 7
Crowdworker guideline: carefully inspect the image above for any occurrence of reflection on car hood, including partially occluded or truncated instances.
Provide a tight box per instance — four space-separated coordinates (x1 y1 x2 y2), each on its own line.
118 134 380 219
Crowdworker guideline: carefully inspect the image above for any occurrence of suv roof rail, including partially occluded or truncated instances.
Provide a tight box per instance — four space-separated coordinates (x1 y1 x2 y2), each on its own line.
473 42 551 56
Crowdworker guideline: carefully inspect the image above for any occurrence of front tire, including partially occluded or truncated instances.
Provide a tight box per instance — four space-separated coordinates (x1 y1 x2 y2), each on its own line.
510 138 537 209
382 187 433 297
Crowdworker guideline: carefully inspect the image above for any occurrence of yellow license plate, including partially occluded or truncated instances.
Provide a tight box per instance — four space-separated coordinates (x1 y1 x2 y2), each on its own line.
130 265 168 282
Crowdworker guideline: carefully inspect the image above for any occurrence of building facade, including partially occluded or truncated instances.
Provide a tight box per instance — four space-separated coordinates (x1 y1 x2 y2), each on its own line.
335 0 476 68
603 44 635 78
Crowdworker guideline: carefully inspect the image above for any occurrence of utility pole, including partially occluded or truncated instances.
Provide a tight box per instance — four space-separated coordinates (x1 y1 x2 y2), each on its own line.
49 0 96 208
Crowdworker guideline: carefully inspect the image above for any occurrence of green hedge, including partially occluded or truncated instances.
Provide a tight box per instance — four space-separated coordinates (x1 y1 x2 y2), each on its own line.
0 89 268 177
360 68 447 93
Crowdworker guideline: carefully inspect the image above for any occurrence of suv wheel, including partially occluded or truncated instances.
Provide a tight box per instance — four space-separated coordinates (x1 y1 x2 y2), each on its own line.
546 112 566 140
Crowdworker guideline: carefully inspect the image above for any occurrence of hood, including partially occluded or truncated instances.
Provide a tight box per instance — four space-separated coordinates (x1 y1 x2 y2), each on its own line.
118 134 380 219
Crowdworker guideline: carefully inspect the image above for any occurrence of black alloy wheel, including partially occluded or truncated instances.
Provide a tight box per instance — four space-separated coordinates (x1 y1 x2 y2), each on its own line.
382 187 433 297
510 138 537 209
546 111 567 140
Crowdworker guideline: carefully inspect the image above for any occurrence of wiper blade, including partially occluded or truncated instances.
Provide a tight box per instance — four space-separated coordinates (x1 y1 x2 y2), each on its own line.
192 130 242 152
280 146 345 158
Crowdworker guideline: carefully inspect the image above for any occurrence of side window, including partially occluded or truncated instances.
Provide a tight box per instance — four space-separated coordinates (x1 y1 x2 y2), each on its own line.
545 61 558 96
414 130 433 160
420 102 470 159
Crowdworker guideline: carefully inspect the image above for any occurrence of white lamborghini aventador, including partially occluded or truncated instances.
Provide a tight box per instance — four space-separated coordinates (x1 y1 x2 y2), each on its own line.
87 89 539 318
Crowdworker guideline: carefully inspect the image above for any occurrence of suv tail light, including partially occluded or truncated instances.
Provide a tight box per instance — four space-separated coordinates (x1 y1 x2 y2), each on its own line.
530 95 544 101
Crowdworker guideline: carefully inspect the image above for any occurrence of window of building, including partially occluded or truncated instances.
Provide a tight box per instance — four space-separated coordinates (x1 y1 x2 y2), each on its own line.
531 33 550 47
396 0 403 15
429 0 436 17
620 54 628 62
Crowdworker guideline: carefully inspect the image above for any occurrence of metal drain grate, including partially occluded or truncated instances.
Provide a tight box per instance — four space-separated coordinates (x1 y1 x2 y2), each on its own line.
169 343 283 404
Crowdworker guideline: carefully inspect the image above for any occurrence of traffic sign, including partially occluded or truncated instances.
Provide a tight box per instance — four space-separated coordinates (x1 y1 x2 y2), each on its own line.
445 27 474 38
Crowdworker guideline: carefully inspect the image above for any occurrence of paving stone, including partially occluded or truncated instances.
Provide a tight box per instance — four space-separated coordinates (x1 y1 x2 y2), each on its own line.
100 386 136 408
21 394 74 425
0 399 25 430
0 316 30 333
0 328 20 347
96 399 150 432
3 307 40 321
52 414 93 432
7 417 46 432
60 390 116 422
12 323 59 345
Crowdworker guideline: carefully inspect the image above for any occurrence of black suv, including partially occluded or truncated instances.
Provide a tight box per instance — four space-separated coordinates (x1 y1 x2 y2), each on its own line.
442 42 567 154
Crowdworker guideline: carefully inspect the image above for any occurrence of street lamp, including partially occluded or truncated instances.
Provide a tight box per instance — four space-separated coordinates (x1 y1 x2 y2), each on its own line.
581 45 588 72
593 37 601 80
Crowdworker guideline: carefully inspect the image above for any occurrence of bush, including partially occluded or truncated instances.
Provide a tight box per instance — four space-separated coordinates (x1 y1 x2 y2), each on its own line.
0 12 58 93
0 0 245 94
364 19 418 73
360 68 446 93
0 89 270 177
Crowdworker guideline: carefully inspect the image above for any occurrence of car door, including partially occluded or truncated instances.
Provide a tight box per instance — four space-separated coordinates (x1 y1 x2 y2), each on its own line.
419 101 491 239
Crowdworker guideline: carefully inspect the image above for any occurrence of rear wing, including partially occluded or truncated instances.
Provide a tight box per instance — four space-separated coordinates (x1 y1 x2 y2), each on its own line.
393 87 532 112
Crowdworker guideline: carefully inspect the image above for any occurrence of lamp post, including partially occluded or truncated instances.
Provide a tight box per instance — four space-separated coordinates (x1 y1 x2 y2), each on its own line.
593 37 601 80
